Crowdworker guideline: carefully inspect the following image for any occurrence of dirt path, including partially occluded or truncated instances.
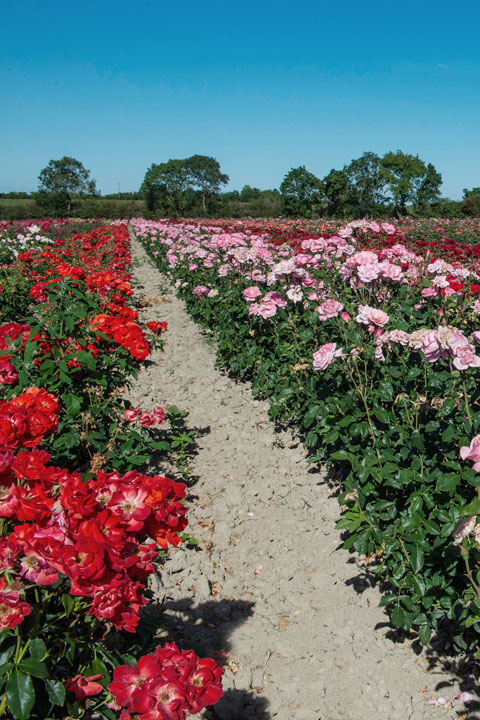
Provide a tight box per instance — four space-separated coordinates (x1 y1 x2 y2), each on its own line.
127 236 474 720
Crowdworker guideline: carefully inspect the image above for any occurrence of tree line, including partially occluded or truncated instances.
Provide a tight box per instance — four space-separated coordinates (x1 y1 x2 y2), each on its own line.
3 153 480 219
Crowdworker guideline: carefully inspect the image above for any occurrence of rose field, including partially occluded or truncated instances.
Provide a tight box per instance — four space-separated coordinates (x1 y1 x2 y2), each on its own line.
4 217 480 718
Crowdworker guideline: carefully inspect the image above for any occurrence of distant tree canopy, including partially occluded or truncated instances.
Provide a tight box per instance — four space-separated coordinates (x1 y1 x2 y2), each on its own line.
35 156 98 216
280 150 443 218
140 155 229 216
280 166 324 218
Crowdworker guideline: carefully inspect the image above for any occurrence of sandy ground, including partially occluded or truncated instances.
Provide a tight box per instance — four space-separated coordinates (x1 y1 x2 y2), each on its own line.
127 235 479 720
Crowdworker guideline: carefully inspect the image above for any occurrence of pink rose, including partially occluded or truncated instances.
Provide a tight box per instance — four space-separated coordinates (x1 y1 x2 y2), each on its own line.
258 300 277 318
153 406 166 424
312 343 343 371
421 287 437 297
453 345 480 370
357 264 380 283
243 286 261 302
316 299 344 321
460 435 480 471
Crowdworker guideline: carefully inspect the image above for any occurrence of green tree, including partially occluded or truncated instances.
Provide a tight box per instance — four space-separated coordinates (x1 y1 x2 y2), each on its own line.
380 151 441 216
140 159 191 217
35 156 98 216
323 168 351 217
343 151 383 217
280 166 324 217
184 155 229 215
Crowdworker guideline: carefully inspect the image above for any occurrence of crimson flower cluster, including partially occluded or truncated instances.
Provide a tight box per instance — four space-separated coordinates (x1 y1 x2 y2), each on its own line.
108 641 223 719
0 441 188 632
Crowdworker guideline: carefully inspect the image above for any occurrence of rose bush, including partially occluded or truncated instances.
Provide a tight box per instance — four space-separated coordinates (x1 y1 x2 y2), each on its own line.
0 222 223 719
133 215 480 651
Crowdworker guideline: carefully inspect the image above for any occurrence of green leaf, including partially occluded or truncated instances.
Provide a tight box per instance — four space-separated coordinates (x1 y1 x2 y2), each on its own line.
331 450 351 461
418 624 432 645
28 639 47 663
18 659 48 679
45 679 66 707
374 407 390 424
391 605 406 628
63 393 82 417
6 670 35 720
377 381 393 402
410 546 424 573
62 594 75 617
411 430 425 452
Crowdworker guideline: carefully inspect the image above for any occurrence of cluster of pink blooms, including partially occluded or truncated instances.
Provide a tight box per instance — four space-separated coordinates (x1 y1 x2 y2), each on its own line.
247 290 287 318
124 405 166 428
409 326 480 369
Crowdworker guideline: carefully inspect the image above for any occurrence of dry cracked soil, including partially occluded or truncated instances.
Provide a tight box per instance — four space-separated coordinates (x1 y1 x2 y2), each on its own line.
126 235 480 720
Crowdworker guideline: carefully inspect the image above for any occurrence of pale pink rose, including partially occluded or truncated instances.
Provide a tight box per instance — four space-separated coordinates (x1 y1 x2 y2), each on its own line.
192 285 209 299
243 286 262 302
365 307 389 327
369 221 381 232
453 345 480 370
139 412 156 428
312 342 343 371
472 331 480 343
188 264 198 271
460 434 480 471
422 287 437 297
357 263 380 283
473 299 480 314
286 286 303 302
379 262 403 283
421 330 443 362
387 329 410 346
443 286 457 297
382 223 396 234
452 515 477 545
248 303 260 317
316 299 344 321
265 292 287 308
258 300 277 318
308 293 320 301
375 337 386 363
432 275 449 288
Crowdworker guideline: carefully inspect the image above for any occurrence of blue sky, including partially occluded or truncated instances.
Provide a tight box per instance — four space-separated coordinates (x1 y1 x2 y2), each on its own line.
1 0 480 198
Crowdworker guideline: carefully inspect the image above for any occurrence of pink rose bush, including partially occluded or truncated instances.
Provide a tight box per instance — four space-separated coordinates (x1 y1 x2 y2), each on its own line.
133 216 480 648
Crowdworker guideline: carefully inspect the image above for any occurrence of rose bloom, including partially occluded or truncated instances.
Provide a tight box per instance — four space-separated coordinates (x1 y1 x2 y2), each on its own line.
460 434 480 471
315 299 344 321
357 263 380 283
453 345 480 370
452 515 477 546
139 412 156 428
243 286 262 302
312 343 343 371
421 287 437 298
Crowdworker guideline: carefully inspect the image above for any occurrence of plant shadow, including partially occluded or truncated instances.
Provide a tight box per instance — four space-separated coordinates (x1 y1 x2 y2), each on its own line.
152 595 272 719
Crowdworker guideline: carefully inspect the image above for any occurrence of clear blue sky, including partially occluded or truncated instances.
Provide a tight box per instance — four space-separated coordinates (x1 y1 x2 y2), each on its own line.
1 0 480 198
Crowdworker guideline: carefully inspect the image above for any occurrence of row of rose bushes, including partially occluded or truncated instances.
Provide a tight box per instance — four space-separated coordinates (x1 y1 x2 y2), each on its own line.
0 222 223 719
132 216 480 652
164 217 480 265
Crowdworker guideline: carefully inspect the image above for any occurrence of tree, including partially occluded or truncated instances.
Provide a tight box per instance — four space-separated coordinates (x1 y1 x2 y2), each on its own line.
380 151 442 216
323 169 350 217
280 166 324 217
36 156 98 216
343 152 383 217
140 159 191 217
184 155 229 215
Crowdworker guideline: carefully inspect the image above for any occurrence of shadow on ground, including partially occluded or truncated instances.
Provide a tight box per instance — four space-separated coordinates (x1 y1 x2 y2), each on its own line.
159 596 272 720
